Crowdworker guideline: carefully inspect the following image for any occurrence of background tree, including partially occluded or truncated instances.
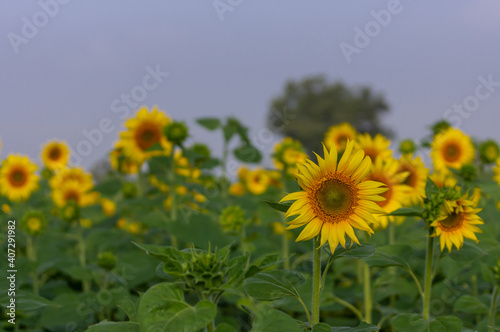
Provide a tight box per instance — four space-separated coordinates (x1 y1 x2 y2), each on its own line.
267 75 393 153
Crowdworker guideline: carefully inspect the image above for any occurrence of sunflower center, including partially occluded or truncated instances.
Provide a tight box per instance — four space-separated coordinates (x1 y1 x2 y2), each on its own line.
370 175 392 208
400 165 417 188
443 142 461 162
9 168 27 187
49 147 61 160
64 190 81 203
363 148 378 161
309 174 358 223
135 122 161 150
27 217 42 231
439 212 464 230
336 135 349 148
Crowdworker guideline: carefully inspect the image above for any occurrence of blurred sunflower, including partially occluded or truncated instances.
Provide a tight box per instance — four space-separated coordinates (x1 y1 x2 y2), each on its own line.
364 157 410 229
21 211 47 236
431 128 475 171
324 122 357 153
355 133 392 162
272 137 308 175
431 190 483 252
479 140 499 164
41 140 70 170
429 171 457 189
494 158 500 185
109 140 139 174
245 168 271 195
398 154 428 205
51 180 99 208
229 182 245 196
281 141 387 253
0 155 39 201
50 167 93 191
120 106 172 164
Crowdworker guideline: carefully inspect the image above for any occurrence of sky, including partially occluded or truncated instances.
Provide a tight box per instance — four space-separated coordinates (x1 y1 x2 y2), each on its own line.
1 0 500 170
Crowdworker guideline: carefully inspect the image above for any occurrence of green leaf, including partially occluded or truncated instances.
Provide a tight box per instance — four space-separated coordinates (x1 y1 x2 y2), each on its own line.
331 322 381 331
387 207 424 217
250 309 302 332
233 144 262 163
453 295 489 314
365 244 413 268
138 282 216 332
425 177 439 198
429 315 462 332
312 323 333 332
328 241 375 262
0 290 57 311
94 177 122 196
215 323 237 332
263 200 291 213
243 270 305 301
391 313 428 332
118 297 138 322
226 117 250 144
447 241 487 263
196 117 221 130
132 242 189 263
86 321 140 332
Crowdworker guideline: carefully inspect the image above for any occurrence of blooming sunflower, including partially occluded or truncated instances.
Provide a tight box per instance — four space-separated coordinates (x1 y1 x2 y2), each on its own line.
50 167 93 191
51 180 99 208
245 168 271 195
272 137 308 175
21 211 47 236
280 141 387 253
494 158 500 185
109 140 139 174
431 190 483 252
431 128 475 171
397 154 428 206
429 171 457 189
324 122 357 153
0 155 39 201
355 133 392 162
120 106 173 164
41 140 70 170
364 157 410 229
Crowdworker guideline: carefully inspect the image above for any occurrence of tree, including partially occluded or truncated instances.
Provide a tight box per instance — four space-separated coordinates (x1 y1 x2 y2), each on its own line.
267 75 393 153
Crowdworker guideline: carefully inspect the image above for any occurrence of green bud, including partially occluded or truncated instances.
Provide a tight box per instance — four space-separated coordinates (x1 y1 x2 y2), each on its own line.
479 140 500 164
458 164 477 182
61 201 80 223
164 121 189 146
21 211 47 236
97 251 117 271
399 139 416 155
122 182 137 199
220 206 246 233
431 120 451 137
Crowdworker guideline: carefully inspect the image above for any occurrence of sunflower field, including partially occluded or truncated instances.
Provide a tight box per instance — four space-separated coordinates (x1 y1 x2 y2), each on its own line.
1 107 500 332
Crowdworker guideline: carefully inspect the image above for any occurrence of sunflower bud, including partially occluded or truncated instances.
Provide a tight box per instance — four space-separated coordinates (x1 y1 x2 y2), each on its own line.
398 139 416 155
21 211 47 236
220 206 246 233
164 121 189 146
61 201 80 223
191 143 211 165
458 164 477 182
97 251 117 271
431 120 451 137
479 140 500 164
122 182 137 199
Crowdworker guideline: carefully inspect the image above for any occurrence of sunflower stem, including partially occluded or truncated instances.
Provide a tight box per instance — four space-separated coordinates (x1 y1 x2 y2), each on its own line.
363 233 372 323
423 228 434 321
26 236 39 295
282 224 290 270
77 222 91 293
312 236 322 325
169 152 178 248
490 285 498 332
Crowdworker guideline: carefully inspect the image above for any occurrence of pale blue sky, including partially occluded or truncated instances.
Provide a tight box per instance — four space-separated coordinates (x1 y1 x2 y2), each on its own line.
1 1 499 169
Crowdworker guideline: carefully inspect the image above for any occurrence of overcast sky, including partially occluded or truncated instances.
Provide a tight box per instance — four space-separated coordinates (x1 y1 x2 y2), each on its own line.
1 1 499 170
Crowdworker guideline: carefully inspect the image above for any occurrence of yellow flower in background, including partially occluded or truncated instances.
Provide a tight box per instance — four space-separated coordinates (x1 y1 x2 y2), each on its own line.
324 123 357 153
21 211 47 236
193 192 207 204
493 158 500 185
364 157 410 229
51 180 99 208
220 206 246 233
101 198 116 216
50 167 93 191
120 106 172 164
355 133 392 162
41 140 70 171
2 204 11 214
271 221 286 235
229 182 245 196
109 140 139 174
80 218 93 229
431 191 483 252
149 175 170 193
431 128 475 171
126 221 143 235
398 154 428 206
116 218 127 229
430 171 457 189
0 155 39 201
175 185 188 196
245 168 270 195
281 141 387 253
272 137 308 175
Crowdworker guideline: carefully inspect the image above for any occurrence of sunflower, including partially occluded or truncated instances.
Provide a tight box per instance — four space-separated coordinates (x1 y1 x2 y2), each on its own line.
494 158 500 185
280 141 388 253
431 190 483 252
245 168 271 195
0 155 39 201
431 128 475 171
364 157 411 229
21 211 47 236
41 140 70 170
429 171 457 189
120 106 173 164
397 154 428 206
50 167 93 191
229 182 245 196
355 133 392 162
51 180 99 208
324 123 357 153
109 140 139 174
479 140 499 164
272 137 308 175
